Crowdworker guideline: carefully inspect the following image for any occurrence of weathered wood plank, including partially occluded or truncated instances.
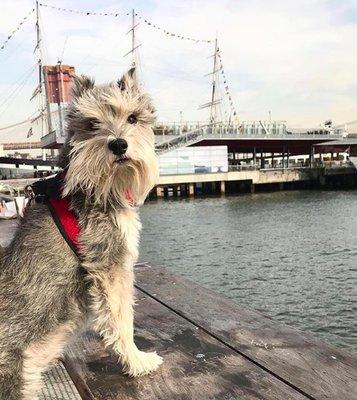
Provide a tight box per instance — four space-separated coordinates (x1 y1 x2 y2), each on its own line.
135 263 357 400
40 363 82 400
64 292 308 400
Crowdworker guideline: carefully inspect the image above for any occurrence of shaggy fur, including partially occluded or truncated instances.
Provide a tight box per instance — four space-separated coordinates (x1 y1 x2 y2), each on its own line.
0 69 162 399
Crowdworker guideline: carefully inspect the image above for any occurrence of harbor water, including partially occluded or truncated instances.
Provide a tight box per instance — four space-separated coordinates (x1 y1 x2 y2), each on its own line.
140 190 357 352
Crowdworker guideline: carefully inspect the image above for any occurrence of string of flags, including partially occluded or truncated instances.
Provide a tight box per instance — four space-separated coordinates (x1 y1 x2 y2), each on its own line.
39 3 129 18
0 8 35 51
217 48 237 117
134 13 213 43
38 3 212 44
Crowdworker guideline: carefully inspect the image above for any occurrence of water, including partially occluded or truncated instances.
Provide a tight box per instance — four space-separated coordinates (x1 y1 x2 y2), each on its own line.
139 190 357 352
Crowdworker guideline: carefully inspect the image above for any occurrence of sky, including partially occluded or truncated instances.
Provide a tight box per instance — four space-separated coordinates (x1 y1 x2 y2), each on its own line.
0 0 357 141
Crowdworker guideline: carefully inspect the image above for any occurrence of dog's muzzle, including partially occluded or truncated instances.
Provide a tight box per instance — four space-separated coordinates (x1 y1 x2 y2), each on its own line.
108 138 128 156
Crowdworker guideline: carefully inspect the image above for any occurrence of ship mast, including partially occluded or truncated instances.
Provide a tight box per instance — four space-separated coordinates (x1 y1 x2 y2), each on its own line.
199 36 222 132
131 9 136 67
209 37 220 125
34 1 52 140
35 1 41 103
124 9 141 77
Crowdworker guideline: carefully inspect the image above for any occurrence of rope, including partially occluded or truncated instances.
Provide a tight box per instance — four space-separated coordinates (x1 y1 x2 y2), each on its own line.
0 109 40 133
39 3 129 18
0 118 32 132
0 8 35 51
38 3 212 44
135 12 212 43
0 65 37 114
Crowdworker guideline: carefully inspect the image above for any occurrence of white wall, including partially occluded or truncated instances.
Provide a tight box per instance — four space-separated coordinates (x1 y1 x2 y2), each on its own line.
159 146 228 175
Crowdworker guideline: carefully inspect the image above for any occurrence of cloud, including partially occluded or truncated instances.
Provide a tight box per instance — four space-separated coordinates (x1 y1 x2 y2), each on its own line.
0 0 356 140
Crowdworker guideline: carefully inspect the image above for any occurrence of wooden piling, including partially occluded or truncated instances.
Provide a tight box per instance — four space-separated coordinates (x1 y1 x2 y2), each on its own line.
156 186 164 198
220 180 225 195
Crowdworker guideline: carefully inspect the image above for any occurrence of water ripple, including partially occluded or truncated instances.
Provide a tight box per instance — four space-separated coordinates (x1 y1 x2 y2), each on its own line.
140 190 357 352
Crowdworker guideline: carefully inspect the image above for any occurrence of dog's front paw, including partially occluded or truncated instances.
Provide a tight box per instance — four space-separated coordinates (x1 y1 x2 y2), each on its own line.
123 350 163 377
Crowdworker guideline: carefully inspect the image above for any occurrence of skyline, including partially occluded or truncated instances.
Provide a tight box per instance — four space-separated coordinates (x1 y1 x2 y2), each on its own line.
0 0 356 139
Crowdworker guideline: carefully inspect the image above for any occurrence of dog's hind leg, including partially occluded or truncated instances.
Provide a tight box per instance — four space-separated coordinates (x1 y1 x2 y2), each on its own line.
21 323 74 400
0 350 23 400
91 265 163 377
0 372 23 399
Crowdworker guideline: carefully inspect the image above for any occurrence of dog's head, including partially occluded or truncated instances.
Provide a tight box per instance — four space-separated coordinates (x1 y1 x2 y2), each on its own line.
60 68 158 208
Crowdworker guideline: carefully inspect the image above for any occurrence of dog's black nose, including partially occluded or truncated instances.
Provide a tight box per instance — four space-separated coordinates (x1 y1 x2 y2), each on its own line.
108 139 128 156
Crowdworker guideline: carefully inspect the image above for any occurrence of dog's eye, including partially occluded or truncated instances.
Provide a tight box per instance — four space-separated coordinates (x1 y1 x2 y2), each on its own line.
127 114 137 124
85 117 100 131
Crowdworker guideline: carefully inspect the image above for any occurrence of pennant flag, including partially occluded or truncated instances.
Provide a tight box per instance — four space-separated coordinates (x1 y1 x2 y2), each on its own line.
36 4 213 45
1 8 35 52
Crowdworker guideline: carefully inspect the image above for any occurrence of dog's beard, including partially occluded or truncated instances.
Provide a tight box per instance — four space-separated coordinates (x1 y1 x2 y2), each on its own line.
62 134 158 209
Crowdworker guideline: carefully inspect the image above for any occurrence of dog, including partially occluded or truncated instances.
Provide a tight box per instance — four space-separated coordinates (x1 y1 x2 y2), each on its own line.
0 68 162 399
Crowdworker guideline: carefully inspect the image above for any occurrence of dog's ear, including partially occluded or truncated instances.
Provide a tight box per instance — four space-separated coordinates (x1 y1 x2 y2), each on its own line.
71 74 95 98
117 67 137 92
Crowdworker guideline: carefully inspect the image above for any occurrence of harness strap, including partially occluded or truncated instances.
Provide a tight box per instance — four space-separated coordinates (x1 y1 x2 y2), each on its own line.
29 170 134 260
47 197 80 257
29 171 81 257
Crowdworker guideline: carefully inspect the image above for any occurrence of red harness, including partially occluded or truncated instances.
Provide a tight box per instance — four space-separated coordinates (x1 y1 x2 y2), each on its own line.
30 171 134 257
48 196 81 254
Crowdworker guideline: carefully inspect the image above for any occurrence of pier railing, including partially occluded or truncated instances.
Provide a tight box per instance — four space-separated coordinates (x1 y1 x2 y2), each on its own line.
158 160 354 176
155 123 344 154
155 120 288 136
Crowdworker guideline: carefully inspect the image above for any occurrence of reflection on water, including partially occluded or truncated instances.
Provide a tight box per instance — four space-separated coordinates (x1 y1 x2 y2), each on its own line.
139 190 357 351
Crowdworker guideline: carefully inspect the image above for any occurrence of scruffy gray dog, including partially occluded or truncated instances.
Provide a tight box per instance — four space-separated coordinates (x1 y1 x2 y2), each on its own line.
0 69 162 399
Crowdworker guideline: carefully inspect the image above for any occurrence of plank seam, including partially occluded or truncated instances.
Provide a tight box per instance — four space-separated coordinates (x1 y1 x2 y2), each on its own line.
134 283 316 400
61 358 97 400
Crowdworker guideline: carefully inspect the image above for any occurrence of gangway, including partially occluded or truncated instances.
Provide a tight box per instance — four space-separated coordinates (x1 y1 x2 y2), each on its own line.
155 125 208 154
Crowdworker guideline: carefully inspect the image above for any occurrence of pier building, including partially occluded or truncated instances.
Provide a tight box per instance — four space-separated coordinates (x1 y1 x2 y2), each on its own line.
2 130 356 192
150 126 357 198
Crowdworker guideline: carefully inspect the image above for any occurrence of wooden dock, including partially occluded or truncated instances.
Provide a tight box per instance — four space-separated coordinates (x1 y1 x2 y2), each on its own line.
1 220 357 399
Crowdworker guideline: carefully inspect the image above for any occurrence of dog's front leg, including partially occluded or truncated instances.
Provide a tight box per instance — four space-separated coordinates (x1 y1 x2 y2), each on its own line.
90 264 163 377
